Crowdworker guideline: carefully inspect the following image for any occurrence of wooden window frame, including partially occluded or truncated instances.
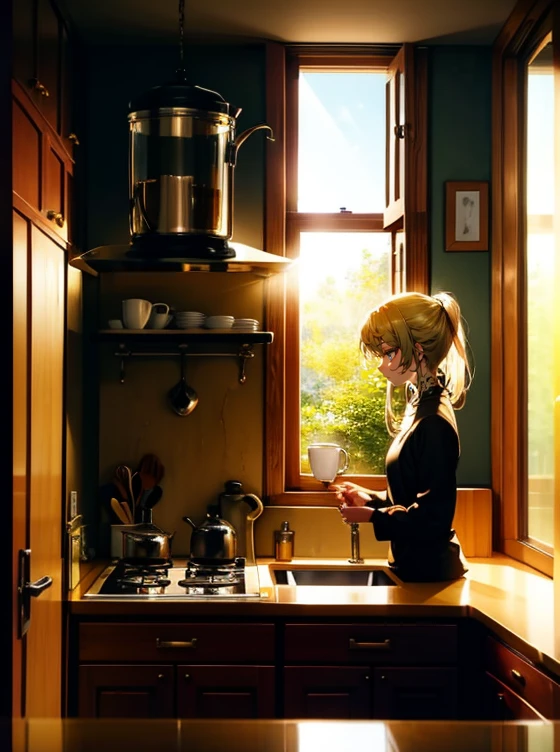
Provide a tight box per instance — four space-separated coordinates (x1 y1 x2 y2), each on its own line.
263 43 428 506
491 0 556 577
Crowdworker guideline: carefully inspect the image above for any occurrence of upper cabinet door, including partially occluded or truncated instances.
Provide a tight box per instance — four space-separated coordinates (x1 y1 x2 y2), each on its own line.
384 43 429 293
12 0 77 158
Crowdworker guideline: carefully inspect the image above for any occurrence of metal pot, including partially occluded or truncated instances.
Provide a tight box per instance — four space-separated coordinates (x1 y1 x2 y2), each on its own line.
121 522 174 563
128 76 274 248
183 506 237 564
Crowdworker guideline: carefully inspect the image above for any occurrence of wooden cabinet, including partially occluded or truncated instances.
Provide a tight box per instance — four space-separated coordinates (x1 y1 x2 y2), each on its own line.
283 622 458 720
13 81 74 244
483 635 559 720
177 665 275 718
12 0 78 155
79 665 174 718
76 622 276 719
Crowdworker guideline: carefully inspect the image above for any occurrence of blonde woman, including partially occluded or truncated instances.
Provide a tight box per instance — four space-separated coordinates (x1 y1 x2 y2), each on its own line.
334 291 472 582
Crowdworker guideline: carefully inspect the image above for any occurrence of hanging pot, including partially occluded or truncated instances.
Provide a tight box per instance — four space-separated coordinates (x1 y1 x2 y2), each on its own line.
183 506 237 564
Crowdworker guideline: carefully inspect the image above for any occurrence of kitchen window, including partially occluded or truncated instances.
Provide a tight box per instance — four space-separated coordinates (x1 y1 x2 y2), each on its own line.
492 9 557 576
264 46 428 503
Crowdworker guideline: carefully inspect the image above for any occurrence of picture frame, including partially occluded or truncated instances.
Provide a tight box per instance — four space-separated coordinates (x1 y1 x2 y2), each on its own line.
445 181 489 251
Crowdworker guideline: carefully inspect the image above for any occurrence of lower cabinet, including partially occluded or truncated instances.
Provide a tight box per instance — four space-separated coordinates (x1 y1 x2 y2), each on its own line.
483 635 558 720
177 665 275 718
73 617 560 721
79 665 174 718
283 622 458 720
75 622 276 719
79 663 275 719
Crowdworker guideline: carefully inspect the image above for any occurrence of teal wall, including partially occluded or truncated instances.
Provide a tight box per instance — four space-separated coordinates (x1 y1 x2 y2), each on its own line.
82 43 267 252
428 46 492 486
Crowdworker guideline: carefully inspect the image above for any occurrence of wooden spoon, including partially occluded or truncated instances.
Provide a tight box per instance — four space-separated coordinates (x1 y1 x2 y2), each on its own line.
111 497 129 524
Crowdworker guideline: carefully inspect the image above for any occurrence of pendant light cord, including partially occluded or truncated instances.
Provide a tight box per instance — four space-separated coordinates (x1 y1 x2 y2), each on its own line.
177 0 186 79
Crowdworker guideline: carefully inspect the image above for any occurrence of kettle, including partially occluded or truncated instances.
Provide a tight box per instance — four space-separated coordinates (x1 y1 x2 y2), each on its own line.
183 506 237 564
218 480 264 565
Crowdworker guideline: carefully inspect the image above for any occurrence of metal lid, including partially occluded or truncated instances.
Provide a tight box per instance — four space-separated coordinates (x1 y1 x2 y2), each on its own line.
128 72 238 117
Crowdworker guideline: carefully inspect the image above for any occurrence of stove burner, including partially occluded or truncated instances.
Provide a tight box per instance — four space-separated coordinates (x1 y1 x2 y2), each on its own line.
178 558 245 589
116 561 173 590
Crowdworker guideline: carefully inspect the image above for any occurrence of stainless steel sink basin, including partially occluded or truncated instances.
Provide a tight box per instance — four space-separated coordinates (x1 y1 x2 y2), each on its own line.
271 568 399 587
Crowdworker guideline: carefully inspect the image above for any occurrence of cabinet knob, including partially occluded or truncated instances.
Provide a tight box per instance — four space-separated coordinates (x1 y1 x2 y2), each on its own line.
184 674 190 681
29 78 50 97
46 211 65 228
364 675 370 681
68 133 81 146
157 674 164 680
394 124 405 139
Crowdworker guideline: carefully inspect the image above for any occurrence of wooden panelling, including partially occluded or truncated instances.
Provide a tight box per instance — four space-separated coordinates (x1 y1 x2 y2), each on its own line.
13 99 41 209
453 488 493 558
26 224 65 717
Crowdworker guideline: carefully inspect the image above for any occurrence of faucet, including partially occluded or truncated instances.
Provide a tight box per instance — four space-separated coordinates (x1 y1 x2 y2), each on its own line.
348 523 364 564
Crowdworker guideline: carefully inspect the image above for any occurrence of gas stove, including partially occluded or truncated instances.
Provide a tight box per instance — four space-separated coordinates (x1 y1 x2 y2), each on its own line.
84 557 262 600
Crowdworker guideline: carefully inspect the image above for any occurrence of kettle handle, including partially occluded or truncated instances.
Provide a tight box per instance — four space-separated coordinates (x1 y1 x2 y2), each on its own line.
227 124 275 166
243 494 264 521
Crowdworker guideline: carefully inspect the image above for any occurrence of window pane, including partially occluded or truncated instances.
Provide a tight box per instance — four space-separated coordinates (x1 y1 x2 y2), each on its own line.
298 72 385 213
526 41 554 548
299 232 392 475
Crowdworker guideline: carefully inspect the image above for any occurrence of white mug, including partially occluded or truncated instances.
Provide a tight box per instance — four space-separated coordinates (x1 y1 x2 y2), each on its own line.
122 299 169 329
308 443 349 483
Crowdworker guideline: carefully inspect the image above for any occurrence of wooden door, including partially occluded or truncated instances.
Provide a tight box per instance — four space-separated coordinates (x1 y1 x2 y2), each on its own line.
12 210 66 717
78 665 174 718
177 665 275 719
283 666 370 719
372 667 458 720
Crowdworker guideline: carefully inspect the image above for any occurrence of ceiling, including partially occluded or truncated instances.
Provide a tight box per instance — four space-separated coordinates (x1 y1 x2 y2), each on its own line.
63 0 518 46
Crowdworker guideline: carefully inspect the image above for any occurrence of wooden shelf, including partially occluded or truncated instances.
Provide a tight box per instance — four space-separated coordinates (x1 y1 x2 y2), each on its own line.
97 329 274 346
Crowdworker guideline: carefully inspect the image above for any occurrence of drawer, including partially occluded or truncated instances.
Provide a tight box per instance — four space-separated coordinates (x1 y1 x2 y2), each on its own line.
284 623 457 664
485 636 555 718
485 673 546 721
79 623 275 662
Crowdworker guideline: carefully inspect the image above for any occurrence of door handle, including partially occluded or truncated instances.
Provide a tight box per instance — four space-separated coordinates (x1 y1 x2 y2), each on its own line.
17 549 53 638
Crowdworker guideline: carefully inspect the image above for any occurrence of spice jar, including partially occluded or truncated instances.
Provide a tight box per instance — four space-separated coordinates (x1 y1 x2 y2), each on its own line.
275 520 294 561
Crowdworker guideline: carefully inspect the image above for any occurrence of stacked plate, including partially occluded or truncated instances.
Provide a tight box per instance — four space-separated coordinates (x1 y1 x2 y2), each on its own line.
205 315 234 329
175 311 206 329
233 318 260 331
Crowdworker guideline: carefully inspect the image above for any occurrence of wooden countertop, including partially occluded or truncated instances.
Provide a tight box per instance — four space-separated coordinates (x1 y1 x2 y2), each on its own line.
70 554 557 677
7 717 558 751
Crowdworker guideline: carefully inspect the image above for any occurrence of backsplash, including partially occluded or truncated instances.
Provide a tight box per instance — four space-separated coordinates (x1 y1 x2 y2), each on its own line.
255 506 389 559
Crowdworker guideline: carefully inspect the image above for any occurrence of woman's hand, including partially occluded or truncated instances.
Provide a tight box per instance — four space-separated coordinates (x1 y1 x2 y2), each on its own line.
330 481 372 507
339 503 374 523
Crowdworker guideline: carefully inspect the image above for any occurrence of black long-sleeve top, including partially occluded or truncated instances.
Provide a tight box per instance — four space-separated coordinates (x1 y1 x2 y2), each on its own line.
368 385 468 582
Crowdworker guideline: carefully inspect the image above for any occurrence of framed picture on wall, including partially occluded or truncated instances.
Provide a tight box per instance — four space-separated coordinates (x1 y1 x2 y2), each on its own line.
445 181 489 251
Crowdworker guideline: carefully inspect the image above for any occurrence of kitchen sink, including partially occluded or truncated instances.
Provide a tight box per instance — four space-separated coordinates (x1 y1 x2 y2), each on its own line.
271 568 399 587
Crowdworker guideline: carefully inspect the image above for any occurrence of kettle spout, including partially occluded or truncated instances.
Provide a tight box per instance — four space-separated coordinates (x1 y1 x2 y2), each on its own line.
182 516 197 529
228 124 275 166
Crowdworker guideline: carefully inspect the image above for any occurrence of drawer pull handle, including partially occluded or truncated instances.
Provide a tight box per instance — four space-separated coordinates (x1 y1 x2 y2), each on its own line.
349 638 391 651
511 669 525 685
156 637 198 649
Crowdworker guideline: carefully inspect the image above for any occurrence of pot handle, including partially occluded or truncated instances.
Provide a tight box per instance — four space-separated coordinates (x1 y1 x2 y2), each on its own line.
227 124 275 166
